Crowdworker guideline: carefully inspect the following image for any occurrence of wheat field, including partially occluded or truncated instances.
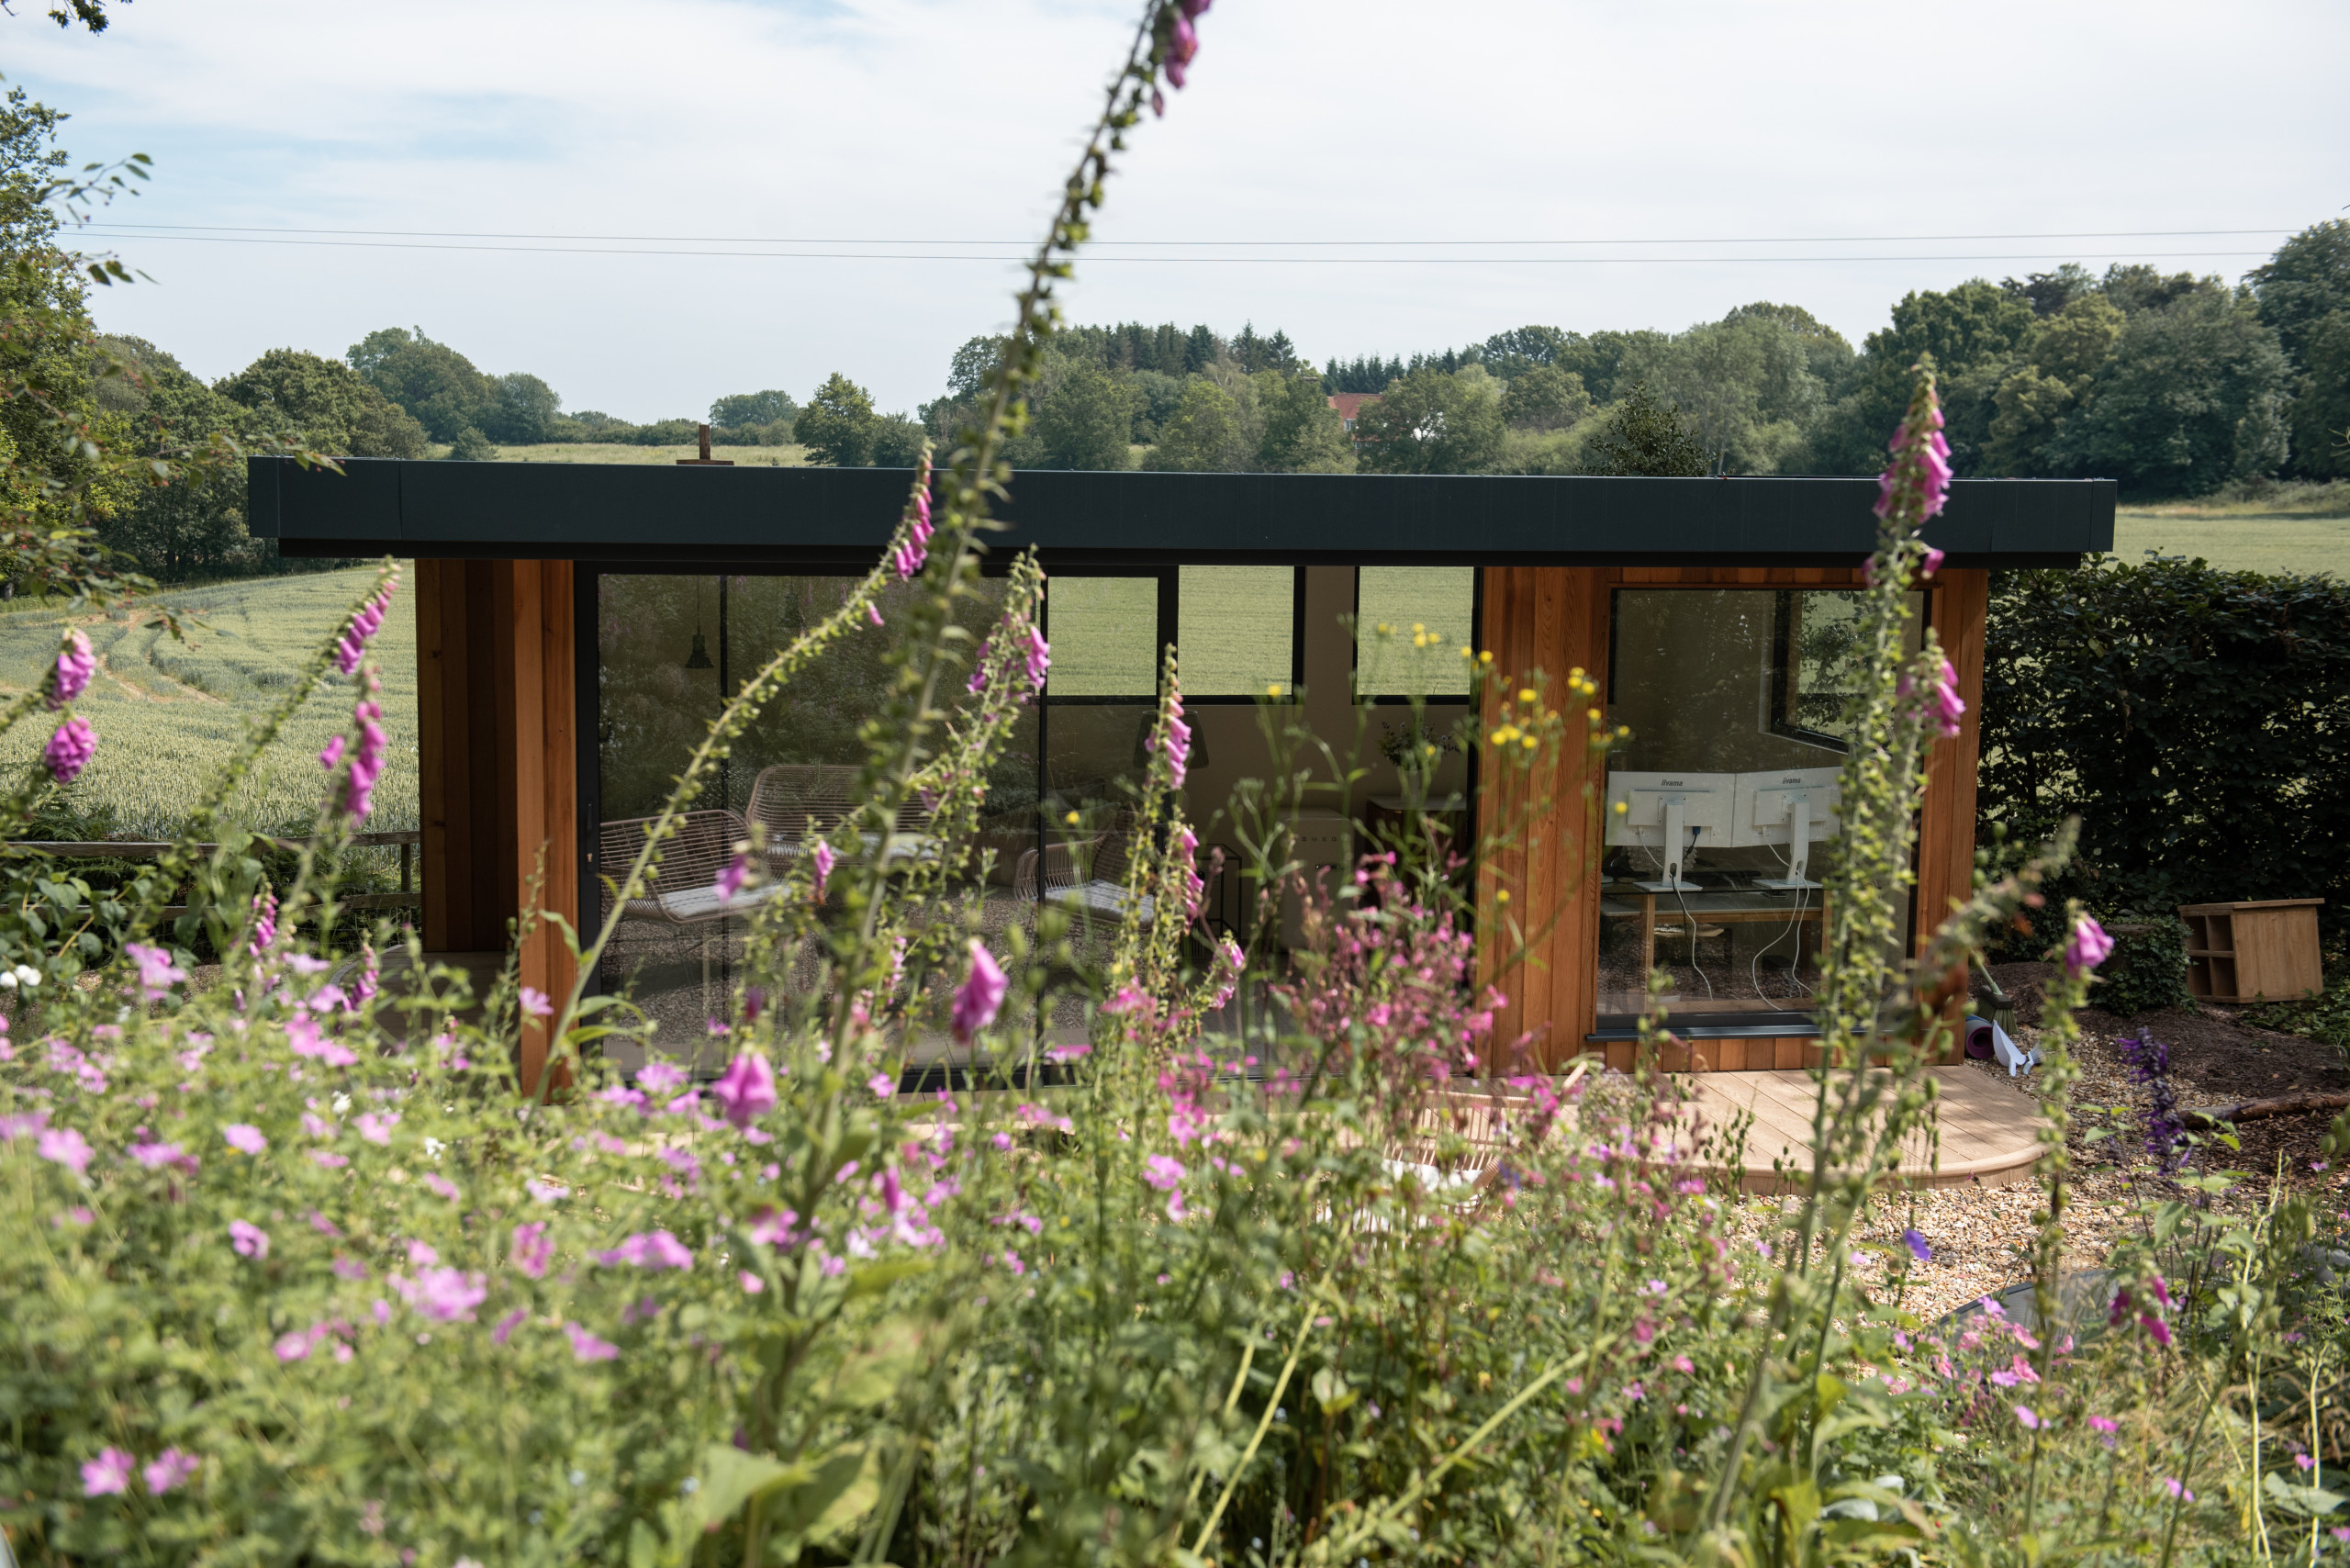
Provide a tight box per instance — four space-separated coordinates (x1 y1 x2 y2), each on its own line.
0 565 418 840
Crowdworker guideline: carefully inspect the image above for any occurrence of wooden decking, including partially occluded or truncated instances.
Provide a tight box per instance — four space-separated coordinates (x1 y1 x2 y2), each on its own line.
1673 1068 2046 1194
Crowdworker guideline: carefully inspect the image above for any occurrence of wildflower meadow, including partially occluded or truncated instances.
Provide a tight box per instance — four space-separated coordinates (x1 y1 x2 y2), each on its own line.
5 3 2348 1565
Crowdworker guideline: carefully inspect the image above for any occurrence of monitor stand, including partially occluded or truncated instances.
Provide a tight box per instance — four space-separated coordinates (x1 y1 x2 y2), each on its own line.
1753 790 1819 890
1632 795 1700 893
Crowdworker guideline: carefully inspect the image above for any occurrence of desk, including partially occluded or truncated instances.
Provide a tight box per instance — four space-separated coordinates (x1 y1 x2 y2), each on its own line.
1600 885 1829 978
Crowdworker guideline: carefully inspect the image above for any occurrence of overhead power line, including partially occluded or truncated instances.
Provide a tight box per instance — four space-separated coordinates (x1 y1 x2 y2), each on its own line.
75 221 2296 247
69 229 2279 266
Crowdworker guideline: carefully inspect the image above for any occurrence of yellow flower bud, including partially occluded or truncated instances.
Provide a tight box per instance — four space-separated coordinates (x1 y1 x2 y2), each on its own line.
1588 708 1601 722
1460 645 1475 659
1494 889 1510 903
1517 689 1537 704
1479 651 1494 665
1065 811 1080 825
1413 622 1425 634
1613 800 1628 813
1521 734 1538 750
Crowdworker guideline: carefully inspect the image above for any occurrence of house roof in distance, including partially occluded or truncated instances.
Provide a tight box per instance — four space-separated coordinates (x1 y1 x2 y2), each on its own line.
249 457 2114 570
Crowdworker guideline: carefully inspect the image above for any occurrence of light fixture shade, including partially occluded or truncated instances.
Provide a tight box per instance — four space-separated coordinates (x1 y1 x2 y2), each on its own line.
685 629 714 670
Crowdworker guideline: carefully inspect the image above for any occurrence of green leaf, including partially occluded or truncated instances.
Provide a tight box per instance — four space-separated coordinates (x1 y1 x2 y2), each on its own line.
767 1445 880 1549
827 1315 927 1409
626 1518 660 1568
694 1443 809 1532
2264 1470 2344 1517
845 1257 934 1300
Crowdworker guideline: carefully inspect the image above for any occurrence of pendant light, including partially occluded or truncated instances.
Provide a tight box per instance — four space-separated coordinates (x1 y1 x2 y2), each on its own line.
685 578 714 670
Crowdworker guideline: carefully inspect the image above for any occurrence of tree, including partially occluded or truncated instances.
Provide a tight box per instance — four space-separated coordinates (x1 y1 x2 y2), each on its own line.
1145 379 1249 472
1999 263 2098 319
1805 280 2038 472
2247 220 2350 372
2286 310 2350 480
710 390 798 432
444 426 496 462
1499 364 1592 432
94 339 253 579
797 373 878 467
1182 324 1220 375
1980 296 2123 475
482 371 560 444
1583 384 1707 477
217 349 430 458
2045 289 2292 496
346 327 494 442
1033 361 1132 471
1255 369 1354 473
870 415 927 468
1478 325 1573 376
1353 366 1505 476
1125 370 1184 442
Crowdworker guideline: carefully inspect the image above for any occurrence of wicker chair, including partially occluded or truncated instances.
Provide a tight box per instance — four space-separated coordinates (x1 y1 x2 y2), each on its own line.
599 808 779 1019
1013 834 1155 929
745 763 935 870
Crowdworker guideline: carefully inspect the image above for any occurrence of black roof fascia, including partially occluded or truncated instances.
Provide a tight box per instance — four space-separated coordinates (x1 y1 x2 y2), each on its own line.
249 458 2114 568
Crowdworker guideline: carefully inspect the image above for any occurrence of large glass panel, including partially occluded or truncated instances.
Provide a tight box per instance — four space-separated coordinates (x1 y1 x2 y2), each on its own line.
1356 566 1474 698
595 573 1036 1061
1178 565 1293 697
1596 588 1920 1025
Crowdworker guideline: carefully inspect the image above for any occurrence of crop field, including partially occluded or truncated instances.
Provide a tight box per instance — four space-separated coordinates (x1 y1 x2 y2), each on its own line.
2111 484 2350 576
434 442 810 466
0 566 418 839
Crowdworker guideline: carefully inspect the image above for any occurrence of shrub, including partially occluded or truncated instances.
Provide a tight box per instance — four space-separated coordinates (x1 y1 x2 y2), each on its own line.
2095 915 2195 1017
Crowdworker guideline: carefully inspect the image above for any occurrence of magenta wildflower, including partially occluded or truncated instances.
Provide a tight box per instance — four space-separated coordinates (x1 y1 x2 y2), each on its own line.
492 1306 529 1345
355 1111 397 1146
421 1173 459 1201
565 1321 620 1362
143 1449 198 1495
1164 8 1199 86
0 1110 43 1143
395 1266 488 1322
714 852 748 904
249 889 278 957
712 1050 777 1127
967 639 991 695
1903 1228 1931 1262
868 1071 895 1099
229 1219 270 1259
1873 377 1953 524
129 1139 196 1173
50 629 94 709
2164 1478 2193 1501
45 715 95 784
335 578 398 676
1922 545 1945 577
2065 914 2114 978
1143 1154 1186 1190
811 839 836 899
224 1123 267 1155
636 1061 688 1094
867 601 883 628
37 1126 93 1173
1932 658 1965 737
511 1221 553 1279
950 940 1008 1044
342 699 387 819
519 986 554 1020
739 1269 765 1294
82 1447 134 1497
1024 626 1051 688
2015 1405 2041 1430
596 1230 693 1270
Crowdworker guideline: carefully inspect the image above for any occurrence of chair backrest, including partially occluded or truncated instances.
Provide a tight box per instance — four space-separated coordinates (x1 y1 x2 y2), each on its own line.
746 764 859 841
599 808 745 896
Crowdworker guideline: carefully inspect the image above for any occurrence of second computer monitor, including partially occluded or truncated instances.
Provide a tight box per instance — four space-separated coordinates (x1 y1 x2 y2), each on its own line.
1736 767 1842 887
1604 771 1736 891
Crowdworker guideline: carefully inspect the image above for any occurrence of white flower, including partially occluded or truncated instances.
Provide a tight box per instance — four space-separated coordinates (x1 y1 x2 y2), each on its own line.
15 965 41 988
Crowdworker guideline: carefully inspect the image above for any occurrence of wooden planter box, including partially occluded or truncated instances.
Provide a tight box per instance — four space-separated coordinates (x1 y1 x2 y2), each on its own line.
2178 899 2325 1003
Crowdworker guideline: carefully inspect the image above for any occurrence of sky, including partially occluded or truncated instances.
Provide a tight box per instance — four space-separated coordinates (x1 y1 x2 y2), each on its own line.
11 0 2349 423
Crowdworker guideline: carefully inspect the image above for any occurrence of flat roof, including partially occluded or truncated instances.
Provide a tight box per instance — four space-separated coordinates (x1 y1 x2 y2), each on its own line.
249 457 2114 569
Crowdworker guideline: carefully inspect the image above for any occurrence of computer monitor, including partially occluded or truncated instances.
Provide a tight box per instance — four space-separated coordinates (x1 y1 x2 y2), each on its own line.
1734 767 1842 888
1604 771 1735 892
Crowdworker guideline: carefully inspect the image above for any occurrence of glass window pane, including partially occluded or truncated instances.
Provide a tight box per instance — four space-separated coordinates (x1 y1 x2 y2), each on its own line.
1355 566 1474 698
1046 576 1158 697
1178 566 1293 697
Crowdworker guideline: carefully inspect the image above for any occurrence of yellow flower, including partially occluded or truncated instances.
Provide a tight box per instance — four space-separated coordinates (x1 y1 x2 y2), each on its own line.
1517 689 1537 704
1376 622 1392 636
1460 645 1475 659
1494 889 1510 904
1588 708 1601 722
1267 683 1283 697
1613 800 1628 813
1412 622 1425 635
1521 734 1538 750
1065 811 1080 825
1479 651 1494 665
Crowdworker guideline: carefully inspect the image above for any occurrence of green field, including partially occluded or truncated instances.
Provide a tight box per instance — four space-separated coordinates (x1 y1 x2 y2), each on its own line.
431 442 809 466
2112 486 2350 576
0 566 417 839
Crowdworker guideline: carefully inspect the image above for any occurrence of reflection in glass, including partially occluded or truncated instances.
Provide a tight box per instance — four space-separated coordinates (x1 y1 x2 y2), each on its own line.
1597 588 1920 1023
1178 566 1293 696
1356 566 1474 698
1045 576 1158 697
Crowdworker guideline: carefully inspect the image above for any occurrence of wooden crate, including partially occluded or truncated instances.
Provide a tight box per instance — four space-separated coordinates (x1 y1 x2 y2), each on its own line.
2177 899 2325 1003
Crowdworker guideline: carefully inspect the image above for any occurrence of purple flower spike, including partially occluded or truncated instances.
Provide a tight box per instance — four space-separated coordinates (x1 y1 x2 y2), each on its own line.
45 715 95 783
1024 627 1051 688
711 1050 778 1129
950 939 1008 1044
2065 914 2114 978
51 629 94 710
811 840 837 900
1903 1228 1931 1262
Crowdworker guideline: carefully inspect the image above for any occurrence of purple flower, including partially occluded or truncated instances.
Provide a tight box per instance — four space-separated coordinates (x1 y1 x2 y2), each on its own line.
248 889 278 957
396 1266 488 1322
1921 545 1945 577
421 1173 460 1201
565 1321 620 1362
2015 1404 2041 1430
224 1123 268 1155
37 1126 92 1174
711 1050 777 1128
82 1447 134 1496
355 1111 397 1146
950 940 1008 1044
1143 1153 1186 1191
45 715 95 784
967 638 991 696
2119 1032 2185 1175
811 839 836 899
336 580 397 676
714 852 748 904
1 1109 49 1143
130 1139 196 1174
867 601 883 628
2065 914 2114 978
511 1220 554 1279
1932 659 1966 738
1903 1228 1932 1262
51 629 94 710
319 734 344 771
492 1306 528 1345
1154 711 1192 790
596 1229 693 1270
519 986 554 1020
143 1448 199 1495
1872 383 1952 523
636 1061 688 1094
229 1219 270 1259
341 699 387 820
1024 626 1051 688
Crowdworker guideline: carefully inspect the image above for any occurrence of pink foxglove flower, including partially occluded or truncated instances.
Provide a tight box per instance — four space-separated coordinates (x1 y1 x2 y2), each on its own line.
950 939 1008 1044
249 889 279 957
565 1322 620 1361
335 577 398 676
1165 10 1199 86
711 1049 778 1128
715 851 748 904
1873 377 1952 524
1932 658 1966 737
51 629 94 709
967 638 991 696
1024 626 1051 688
342 700 387 820
229 1219 270 1259
224 1123 267 1155
867 602 883 628
352 943 379 1007
1922 545 1945 577
319 735 344 771
37 1126 93 1173
143 1449 199 1495
811 839 836 899
2065 914 2114 978
45 715 95 784
82 1448 134 1497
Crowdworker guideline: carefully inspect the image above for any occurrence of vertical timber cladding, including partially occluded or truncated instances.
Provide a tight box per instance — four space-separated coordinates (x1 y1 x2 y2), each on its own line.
1474 567 1610 1070
1916 566 1989 1059
416 559 579 1095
